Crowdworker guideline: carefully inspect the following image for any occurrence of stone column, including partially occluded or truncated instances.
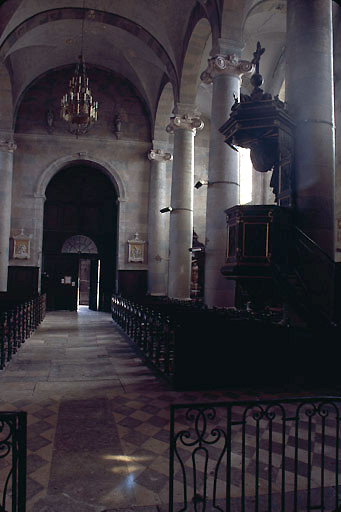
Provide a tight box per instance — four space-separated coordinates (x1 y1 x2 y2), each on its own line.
201 46 253 307
0 137 16 291
335 10 341 259
166 106 204 299
286 0 335 257
147 147 173 296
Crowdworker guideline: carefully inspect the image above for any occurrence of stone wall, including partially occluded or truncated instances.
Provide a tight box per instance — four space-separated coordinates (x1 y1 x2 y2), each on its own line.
11 67 152 281
10 134 150 274
10 67 211 292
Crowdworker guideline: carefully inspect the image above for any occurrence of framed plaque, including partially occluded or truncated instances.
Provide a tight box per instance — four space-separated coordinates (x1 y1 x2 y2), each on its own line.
13 229 32 259
128 233 145 263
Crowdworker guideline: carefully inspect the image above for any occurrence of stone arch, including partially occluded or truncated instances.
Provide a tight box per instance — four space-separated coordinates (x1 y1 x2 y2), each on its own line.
220 0 249 46
153 82 175 143
179 18 212 106
34 153 127 201
241 0 287 96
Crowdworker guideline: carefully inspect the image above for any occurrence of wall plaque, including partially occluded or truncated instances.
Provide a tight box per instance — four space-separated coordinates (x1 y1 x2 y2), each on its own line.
13 229 32 259
128 233 145 263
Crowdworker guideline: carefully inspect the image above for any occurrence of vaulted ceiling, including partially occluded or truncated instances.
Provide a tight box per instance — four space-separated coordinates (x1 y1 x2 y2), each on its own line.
2 0 337 133
0 0 204 120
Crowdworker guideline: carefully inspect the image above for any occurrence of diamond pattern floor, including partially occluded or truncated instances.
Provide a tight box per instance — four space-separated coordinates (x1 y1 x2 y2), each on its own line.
0 307 337 511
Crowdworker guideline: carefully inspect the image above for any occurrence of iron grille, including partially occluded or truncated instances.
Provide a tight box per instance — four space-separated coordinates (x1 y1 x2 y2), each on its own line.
0 411 26 512
169 397 341 512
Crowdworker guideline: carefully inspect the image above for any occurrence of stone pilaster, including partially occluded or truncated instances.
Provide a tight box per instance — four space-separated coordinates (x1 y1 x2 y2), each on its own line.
201 51 253 307
0 137 16 291
166 106 204 299
147 147 173 296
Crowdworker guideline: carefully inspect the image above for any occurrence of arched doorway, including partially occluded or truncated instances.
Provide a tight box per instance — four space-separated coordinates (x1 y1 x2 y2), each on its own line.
62 235 99 309
41 164 117 311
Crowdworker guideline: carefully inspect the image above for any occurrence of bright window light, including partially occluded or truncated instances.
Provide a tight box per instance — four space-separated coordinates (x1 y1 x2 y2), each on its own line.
239 147 252 204
278 80 285 102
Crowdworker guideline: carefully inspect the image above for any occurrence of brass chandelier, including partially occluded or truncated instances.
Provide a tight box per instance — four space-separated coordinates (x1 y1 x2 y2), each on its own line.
60 5 98 135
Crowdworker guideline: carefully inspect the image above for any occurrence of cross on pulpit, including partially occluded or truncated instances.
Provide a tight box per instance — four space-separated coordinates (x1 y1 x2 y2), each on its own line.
252 41 265 74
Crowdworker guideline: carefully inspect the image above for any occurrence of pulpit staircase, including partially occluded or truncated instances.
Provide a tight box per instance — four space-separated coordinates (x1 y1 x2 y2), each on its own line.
270 225 336 330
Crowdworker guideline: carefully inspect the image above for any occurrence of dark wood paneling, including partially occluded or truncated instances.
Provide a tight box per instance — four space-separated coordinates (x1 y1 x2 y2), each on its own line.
118 270 147 300
42 255 78 310
7 266 39 299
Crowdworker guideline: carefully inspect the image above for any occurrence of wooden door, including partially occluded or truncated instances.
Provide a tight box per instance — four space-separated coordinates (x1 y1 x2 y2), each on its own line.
43 254 79 310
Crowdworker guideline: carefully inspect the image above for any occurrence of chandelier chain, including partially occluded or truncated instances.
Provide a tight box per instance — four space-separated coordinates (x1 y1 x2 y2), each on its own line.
60 0 98 136
81 0 85 58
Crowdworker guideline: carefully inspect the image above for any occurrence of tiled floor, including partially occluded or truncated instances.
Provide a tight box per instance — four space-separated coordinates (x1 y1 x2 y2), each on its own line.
0 307 338 511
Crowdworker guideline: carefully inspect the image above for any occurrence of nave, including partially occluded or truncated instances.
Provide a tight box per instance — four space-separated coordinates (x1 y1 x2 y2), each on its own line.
0 308 334 511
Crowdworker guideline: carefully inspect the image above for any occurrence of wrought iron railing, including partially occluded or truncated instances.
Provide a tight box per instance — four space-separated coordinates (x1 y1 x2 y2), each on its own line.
0 412 27 512
170 397 341 512
0 294 46 371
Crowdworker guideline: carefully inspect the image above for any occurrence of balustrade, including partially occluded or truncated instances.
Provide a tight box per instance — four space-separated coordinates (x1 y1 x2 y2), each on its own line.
112 294 341 390
0 295 46 370
112 295 178 382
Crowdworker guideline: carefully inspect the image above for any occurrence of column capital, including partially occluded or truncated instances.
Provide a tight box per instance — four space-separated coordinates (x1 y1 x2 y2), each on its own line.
166 106 204 134
148 149 173 162
200 54 254 84
0 139 16 153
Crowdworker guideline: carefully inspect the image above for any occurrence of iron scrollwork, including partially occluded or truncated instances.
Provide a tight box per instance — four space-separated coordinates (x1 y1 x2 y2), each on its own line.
173 406 227 512
170 398 341 512
0 418 13 511
0 413 26 512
